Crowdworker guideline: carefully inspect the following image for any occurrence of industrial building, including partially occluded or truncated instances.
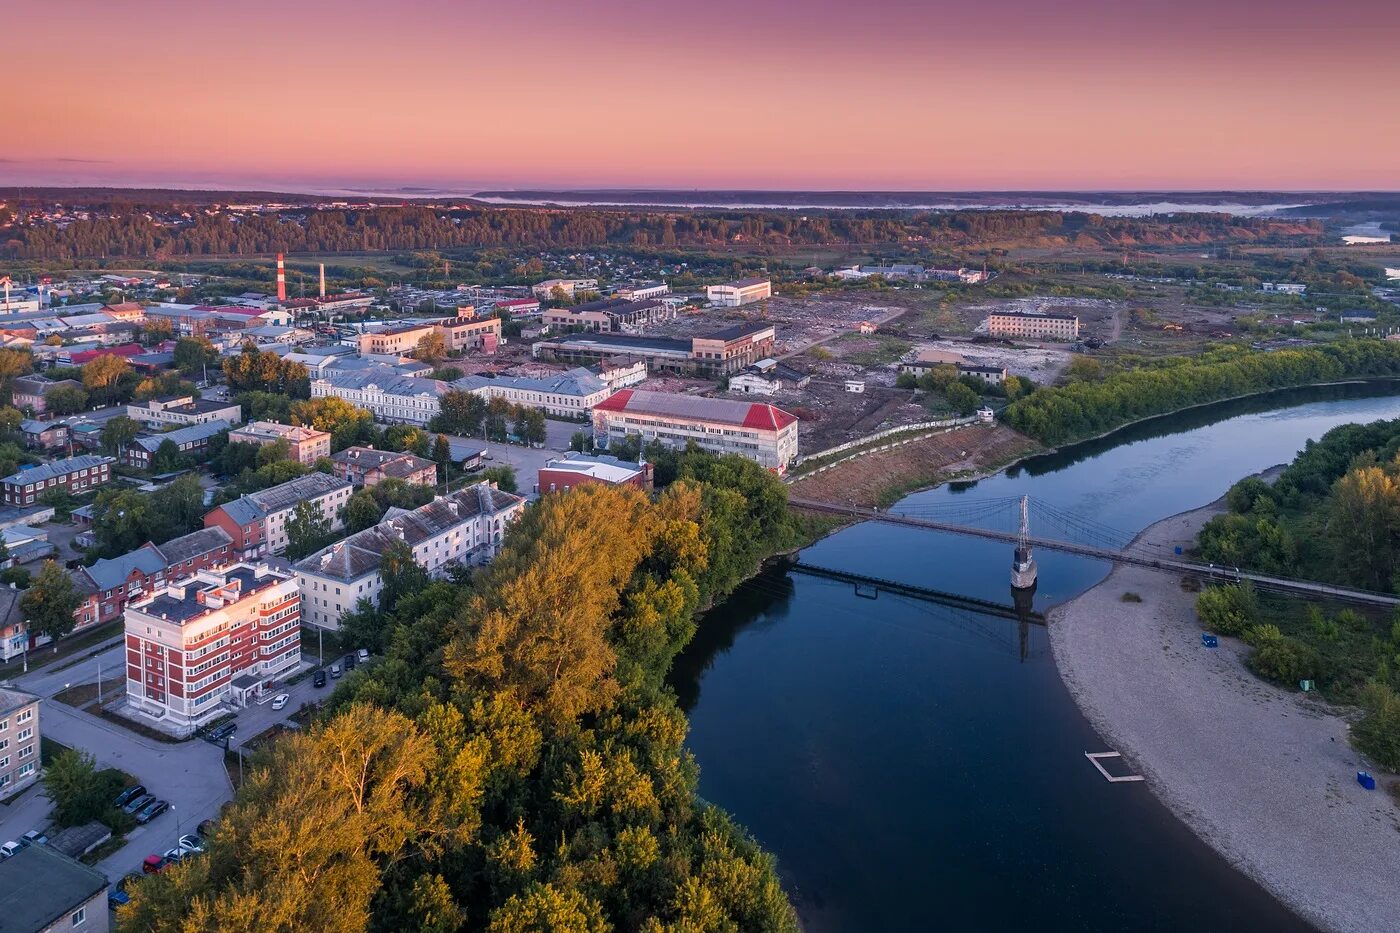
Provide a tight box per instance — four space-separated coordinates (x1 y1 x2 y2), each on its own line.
533 322 776 376
985 310 1079 341
706 278 772 307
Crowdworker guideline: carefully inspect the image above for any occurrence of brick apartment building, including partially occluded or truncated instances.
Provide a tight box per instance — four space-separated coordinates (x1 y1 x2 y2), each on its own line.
0 687 41 795
124 563 301 732
203 472 352 559
122 420 232 469
228 421 332 465
77 526 235 629
329 447 438 487
1 455 114 506
12 374 83 415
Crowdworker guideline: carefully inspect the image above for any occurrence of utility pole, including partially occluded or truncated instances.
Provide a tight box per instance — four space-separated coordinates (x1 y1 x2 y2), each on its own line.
97 659 102 705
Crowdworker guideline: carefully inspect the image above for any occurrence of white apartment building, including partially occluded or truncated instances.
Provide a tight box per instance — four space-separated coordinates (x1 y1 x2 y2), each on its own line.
531 278 599 300
294 483 525 629
311 370 451 426
706 278 772 307
204 472 351 558
124 564 301 732
985 311 1080 341
592 389 799 473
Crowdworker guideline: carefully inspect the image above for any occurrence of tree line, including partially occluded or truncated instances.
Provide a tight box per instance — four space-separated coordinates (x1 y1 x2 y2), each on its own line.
1003 341 1400 446
121 449 805 932
3 203 1323 261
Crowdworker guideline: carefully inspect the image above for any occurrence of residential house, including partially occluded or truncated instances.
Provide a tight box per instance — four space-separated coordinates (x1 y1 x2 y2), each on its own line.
122 419 231 469
12 374 82 415
0 842 109 933
20 419 69 450
0 687 41 794
330 447 438 487
227 421 332 465
78 526 235 628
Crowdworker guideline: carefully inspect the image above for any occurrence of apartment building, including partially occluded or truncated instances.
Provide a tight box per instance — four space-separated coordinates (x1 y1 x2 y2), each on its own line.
330 447 438 487
706 278 772 307
495 298 541 317
12 374 83 415
985 310 1079 341
126 394 242 428
0 687 41 794
228 421 332 465
123 420 232 469
203 472 352 559
452 367 613 417
310 370 452 426
124 563 301 731
592 357 648 390
294 482 525 629
0 844 110 933
537 455 653 494
592 389 799 472
436 314 502 353
532 278 598 300
78 526 235 628
1 455 113 506
533 322 776 377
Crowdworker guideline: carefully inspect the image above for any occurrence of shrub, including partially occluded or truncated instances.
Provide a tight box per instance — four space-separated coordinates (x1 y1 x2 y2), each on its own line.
1353 682 1400 769
1195 582 1258 636
1120 592 1143 603
1249 635 1317 685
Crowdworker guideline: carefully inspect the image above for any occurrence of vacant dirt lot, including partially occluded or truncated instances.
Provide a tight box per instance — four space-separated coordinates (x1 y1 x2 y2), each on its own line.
789 423 1039 508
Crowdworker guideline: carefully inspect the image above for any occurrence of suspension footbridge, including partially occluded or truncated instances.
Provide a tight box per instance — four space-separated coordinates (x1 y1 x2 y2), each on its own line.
789 494 1400 608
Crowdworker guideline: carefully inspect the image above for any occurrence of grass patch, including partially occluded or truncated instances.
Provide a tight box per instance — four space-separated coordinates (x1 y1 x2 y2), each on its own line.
53 680 126 709
79 835 127 866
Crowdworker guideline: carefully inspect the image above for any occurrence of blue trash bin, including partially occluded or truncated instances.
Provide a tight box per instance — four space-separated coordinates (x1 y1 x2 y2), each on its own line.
1201 634 1219 648
1175 546 1183 556
1357 771 1376 790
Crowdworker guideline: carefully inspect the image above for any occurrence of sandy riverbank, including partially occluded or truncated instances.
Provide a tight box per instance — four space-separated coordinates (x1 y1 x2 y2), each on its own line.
1049 497 1400 933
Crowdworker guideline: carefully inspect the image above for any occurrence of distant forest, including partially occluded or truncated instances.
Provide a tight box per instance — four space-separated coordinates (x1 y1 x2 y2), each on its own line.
0 197 1325 261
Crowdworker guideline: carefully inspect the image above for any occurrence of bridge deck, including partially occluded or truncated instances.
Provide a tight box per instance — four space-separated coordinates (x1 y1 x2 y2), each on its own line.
789 497 1400 608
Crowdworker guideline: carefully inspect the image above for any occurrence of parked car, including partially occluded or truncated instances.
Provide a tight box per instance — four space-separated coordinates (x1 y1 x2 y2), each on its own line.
142 854 168 874
357 648 369 662
162 847 186 863
177 834 205 854
123 793 155 815
114 784 146 808
0 841 20 859
19 830 47 847
313 670 327 688
196 820 216 838
134 798 169 824
344 653 357 671
271 693 289 710
107 886 131 910
330 663 342 679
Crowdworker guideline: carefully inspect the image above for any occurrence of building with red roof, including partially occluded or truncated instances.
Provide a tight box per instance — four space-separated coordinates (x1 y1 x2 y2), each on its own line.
592 388 798 473
66 343 143 365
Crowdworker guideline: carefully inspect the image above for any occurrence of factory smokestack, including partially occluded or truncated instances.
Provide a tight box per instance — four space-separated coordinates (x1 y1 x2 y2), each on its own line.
319 263 326 299
276 253 287 302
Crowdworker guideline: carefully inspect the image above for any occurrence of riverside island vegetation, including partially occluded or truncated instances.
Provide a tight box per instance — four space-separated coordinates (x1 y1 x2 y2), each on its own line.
1193 416 1400 770
120 448 815 932
1002 340 1400 446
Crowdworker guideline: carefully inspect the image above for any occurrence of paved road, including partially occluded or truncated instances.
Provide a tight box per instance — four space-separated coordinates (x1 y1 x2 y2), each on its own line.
445 417 580 493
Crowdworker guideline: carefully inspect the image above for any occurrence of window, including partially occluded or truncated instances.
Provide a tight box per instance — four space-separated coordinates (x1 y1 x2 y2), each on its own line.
71 906 86 926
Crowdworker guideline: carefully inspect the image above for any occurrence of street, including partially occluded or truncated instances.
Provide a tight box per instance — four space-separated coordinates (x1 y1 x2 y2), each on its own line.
446 417 582 494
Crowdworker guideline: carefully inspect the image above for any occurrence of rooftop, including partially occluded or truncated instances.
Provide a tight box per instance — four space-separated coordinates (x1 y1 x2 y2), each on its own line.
594 389 797 431
704 321 774 342
232 421 330 444
131 419 233 452
245 472 350 514
720 277 771 289
131 564 291 625
989 310 1078 322
542 455 647 484
0 685 40 718
2 454 113 486
0 844 108 932
452 366 607 398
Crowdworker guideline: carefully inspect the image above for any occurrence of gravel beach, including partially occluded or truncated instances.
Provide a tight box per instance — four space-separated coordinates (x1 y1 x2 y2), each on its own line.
1049 497 1400 933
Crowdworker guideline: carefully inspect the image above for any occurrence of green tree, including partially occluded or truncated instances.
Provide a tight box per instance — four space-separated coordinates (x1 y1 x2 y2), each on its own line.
481 465 517 493
415 331 448 364
488 884 608 933
39 485 75 521
378 538 428 614
100 414 142 456
81 354 132 405
432 433 452 470
21 559 81 650
342 489 383 533
44 749 121 827
1195 582 1259 636
1353 682 1400 769
435 390 487 436
151 438 187 473
45 384 89 416
285 500 334 561
173 336 217 377
943 380 980 416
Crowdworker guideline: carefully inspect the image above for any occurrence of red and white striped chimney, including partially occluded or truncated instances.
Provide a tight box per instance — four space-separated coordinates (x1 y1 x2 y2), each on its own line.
276 253 287 302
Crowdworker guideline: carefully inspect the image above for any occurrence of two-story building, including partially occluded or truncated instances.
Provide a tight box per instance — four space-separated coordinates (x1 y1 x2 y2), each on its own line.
592 389 799 473
1 455 113 507
12 374 83 415
329 447 438 487
126 394 242 428
122 420 232 469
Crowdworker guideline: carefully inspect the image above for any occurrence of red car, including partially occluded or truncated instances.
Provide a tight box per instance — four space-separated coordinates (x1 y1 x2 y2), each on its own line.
142 854 169 874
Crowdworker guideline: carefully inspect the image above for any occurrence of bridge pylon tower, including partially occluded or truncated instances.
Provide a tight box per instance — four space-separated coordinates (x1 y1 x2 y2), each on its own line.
1011 495 1038 590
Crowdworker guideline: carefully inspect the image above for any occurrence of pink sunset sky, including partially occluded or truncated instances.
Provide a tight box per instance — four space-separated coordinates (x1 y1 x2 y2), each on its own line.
6 0 1399 191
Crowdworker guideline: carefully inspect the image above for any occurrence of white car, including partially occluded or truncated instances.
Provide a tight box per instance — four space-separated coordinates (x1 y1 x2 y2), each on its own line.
0 841 20 859
357 648 369 662
176 834 206 855
271 694 289 710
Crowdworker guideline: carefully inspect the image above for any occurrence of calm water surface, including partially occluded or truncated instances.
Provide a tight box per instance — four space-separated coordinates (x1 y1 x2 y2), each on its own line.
672 383 1400 933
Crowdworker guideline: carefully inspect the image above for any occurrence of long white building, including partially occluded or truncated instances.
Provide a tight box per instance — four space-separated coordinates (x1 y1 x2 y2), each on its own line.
592 389 799 473
311 368 453 426
294 482 525 629
706 278 771 307
453 367 613 417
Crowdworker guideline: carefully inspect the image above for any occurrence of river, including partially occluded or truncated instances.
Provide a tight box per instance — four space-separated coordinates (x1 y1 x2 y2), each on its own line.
671 382 1400 932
